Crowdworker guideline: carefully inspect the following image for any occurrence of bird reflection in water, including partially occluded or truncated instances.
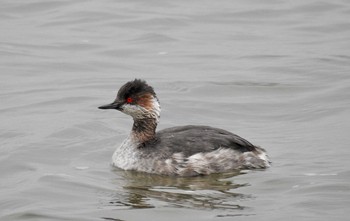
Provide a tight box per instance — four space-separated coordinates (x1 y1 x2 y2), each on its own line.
108 169 250 211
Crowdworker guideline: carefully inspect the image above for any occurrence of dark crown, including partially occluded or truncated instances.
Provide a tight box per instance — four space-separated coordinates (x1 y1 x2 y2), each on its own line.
117 79 156 100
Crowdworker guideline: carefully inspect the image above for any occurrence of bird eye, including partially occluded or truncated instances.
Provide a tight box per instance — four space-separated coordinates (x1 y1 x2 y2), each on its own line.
126 97 133 103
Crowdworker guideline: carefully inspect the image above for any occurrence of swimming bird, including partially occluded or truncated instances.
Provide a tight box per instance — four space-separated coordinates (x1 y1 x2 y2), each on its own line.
99 79 270 176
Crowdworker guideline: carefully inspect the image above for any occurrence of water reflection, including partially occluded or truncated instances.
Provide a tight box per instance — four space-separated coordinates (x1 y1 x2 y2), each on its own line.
109 170 250 211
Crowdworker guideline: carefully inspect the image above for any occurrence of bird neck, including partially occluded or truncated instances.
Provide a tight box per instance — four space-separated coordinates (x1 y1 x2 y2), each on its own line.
131 117 158 144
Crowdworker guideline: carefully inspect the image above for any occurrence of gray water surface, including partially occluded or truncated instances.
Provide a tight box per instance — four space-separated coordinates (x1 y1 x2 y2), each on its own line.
1 0 350 220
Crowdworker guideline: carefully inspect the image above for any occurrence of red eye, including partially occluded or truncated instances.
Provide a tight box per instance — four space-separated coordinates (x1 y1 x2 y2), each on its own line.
126 97 133 103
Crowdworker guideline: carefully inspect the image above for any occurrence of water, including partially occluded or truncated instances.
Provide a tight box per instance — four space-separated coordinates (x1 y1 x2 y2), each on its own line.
1 0 350 220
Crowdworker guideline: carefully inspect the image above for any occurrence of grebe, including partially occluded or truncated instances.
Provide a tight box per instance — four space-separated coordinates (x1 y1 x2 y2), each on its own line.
99 79 270 176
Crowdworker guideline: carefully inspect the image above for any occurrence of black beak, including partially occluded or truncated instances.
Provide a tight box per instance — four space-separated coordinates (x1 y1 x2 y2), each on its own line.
98 101 123 110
